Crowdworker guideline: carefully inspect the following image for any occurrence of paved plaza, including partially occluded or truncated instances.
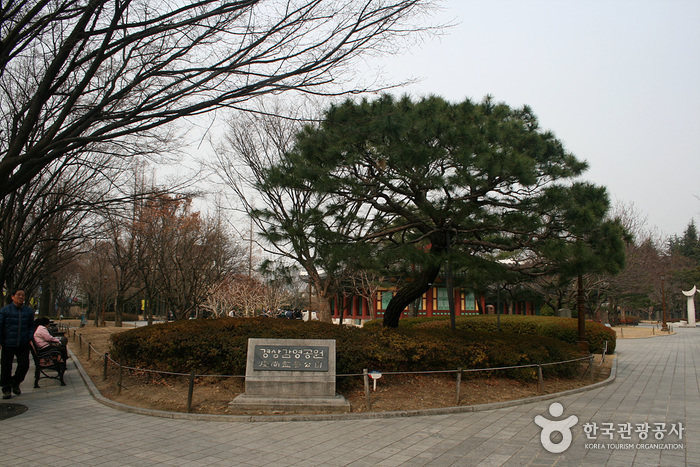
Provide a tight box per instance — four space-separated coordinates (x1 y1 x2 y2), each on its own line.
0 327 697 466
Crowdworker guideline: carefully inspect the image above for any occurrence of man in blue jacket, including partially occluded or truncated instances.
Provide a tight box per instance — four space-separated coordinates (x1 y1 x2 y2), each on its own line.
0 289 35 399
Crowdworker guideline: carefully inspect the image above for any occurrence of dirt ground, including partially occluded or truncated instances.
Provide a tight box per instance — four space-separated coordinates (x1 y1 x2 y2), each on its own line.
60 321 633 416
613 325 673 339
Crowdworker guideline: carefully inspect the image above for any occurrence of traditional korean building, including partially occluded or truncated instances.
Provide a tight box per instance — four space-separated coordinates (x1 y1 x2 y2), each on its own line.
330 284 541 326
330 285 477 326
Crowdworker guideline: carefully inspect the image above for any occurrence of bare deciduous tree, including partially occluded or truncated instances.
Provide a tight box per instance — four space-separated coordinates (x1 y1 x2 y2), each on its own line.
133 195 244 319
215 101 363 322
201 277 241 318
0 155 111 298
341 268 381 320
0 0 439 197
227 274 266 317
77 240 116 326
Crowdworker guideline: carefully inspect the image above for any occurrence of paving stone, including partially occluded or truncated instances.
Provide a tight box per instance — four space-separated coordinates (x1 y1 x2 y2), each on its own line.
1 326 699 466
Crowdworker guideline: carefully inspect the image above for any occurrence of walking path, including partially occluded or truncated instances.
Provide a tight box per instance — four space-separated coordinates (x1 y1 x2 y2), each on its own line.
0 328 697 466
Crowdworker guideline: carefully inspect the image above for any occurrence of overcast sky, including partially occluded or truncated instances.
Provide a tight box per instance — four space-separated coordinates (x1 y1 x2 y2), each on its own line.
368 0 700 239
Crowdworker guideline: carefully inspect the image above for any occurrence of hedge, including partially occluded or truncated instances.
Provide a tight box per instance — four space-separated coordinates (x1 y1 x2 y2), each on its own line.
376 315 616 354
109 317 583 379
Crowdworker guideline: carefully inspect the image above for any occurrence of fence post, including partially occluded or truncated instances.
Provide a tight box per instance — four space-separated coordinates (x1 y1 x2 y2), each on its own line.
601 341 608 363
103 353 108 381
537 365 544 393
117 364 123 395
455 368 462 405
187 370 196 413
589 355 595 381
79 334 82 349
87 343 91 361
363 369 371 410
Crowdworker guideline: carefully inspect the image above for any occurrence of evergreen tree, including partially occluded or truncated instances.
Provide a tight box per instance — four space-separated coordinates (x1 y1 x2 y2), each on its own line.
669 220 700 261
540 183 627 343
265 95 625 328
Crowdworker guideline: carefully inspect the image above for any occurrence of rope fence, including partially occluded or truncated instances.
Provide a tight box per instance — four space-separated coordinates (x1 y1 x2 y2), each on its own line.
66 323 609 413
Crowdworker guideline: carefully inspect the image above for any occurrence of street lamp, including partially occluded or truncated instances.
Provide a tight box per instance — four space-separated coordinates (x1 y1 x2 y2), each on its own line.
661 274 668 332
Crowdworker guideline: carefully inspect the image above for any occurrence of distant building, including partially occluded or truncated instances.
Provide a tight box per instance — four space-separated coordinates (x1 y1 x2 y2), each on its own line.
331 282 539 326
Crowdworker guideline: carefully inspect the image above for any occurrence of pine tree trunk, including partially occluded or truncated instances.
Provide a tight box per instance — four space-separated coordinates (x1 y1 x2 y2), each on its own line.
383 262 442 328
382 234 448 328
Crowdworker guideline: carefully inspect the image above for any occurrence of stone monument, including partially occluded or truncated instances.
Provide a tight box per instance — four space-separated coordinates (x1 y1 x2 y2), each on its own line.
682 286 697 327
230 338 350 412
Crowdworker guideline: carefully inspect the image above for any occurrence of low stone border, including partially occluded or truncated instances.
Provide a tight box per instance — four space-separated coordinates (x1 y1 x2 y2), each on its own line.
69 348 617 423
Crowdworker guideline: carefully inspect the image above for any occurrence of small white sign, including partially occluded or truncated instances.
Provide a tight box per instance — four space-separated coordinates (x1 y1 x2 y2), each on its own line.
369 371 382 391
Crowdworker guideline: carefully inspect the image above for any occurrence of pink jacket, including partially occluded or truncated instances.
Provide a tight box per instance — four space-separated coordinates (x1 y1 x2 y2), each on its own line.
34 325 61 349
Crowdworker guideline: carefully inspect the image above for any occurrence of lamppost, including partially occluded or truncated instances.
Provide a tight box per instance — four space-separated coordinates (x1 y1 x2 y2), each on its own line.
661 274 669 332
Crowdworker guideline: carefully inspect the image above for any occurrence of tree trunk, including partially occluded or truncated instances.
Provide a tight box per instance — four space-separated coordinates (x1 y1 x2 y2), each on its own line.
94 297 100 327
383 262 442 328
114 295 123 327
446 257 456 330
383 237 447 328
577 273 588 352
318 297 332 323
147 300 153 325
39 281 51 317
408 298 419 318
315 285 334 323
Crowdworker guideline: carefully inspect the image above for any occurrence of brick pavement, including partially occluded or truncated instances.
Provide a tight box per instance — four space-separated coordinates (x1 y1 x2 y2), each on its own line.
0 327 697 466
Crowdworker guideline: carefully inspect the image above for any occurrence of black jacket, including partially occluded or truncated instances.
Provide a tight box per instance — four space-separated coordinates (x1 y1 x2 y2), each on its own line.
0 303 35 347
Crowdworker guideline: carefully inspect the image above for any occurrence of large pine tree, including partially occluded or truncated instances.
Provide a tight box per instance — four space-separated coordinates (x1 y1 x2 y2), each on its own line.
267 95 624 327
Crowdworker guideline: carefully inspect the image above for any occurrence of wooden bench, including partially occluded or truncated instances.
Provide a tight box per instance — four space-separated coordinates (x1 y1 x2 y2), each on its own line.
29 339 66 388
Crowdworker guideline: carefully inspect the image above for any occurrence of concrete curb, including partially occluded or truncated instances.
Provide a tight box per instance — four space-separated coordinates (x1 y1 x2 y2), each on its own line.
69 348 617 423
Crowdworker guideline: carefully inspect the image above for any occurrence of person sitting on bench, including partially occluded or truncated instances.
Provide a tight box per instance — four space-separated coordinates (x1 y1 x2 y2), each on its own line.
34 317 68 362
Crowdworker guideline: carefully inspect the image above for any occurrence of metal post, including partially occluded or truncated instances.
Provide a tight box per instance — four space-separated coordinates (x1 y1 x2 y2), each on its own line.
187 370 196 413
455 368 462 405
363 369 371 410
577 273 589 353
601 341 608 363
117 364 123 395
103 353 108 381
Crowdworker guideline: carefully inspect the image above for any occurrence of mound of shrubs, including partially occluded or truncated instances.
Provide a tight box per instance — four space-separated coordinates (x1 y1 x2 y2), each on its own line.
110 317 584 379
366 315 616 354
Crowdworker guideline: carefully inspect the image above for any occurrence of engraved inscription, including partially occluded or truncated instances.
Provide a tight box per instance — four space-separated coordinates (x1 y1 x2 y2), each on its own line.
253 345 329 372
